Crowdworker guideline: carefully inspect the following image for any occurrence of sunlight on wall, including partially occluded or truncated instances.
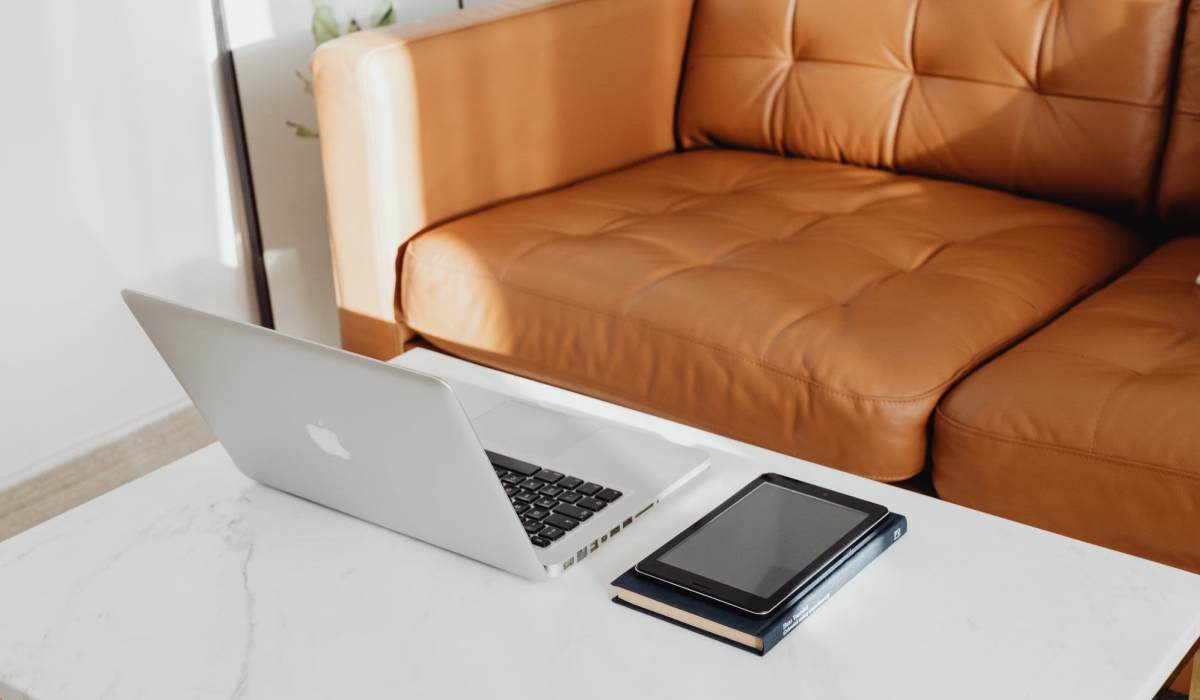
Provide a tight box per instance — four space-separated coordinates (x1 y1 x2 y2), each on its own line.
0 0 256 487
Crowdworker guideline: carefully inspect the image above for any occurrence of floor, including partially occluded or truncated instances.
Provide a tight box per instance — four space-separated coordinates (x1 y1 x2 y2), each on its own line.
0 406 215 543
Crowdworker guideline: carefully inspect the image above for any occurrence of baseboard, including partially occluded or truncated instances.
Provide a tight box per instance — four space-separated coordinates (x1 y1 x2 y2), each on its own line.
0 398 192 494
0 404 216 543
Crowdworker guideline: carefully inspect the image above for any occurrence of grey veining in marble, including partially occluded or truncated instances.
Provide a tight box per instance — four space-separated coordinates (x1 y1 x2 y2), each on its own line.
1 349 1198 700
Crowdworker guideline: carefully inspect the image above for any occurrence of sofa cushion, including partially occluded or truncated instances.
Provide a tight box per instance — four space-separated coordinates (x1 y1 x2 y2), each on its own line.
677 0 1183 214
1159 0 1200 223
402 150 1141 480
934 236 1200 571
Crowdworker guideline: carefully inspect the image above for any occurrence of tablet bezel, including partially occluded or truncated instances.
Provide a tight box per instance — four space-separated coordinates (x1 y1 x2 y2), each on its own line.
635 473 888 616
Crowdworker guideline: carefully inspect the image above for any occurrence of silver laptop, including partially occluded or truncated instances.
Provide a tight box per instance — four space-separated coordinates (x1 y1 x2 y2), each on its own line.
122 291 709 580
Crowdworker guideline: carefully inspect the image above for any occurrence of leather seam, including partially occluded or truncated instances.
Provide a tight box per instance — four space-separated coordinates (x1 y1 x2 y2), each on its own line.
1069 308 1200 336
616 264 704 315
918 268 1042 316
671 0 700 152
777 0 797 153
1031 0 1055 92
1148 0 1195 217
1086 369 1145 452
935 409 1200 482
890 0 921 168
405 250 989 404
1007 347 1145 373
422 338 925 482
496 190 744 283
683 55 1166 110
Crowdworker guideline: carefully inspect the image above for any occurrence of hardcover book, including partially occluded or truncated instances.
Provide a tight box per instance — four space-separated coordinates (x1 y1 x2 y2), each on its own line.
612 511 907 655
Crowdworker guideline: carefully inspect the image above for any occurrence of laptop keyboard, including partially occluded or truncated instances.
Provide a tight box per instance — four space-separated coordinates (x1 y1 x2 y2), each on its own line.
488 451 622 548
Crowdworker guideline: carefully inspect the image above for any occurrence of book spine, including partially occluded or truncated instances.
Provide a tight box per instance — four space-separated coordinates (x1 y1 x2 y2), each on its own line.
759 515 907 653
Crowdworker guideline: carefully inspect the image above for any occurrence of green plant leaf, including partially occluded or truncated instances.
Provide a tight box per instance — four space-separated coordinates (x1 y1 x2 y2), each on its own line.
373 2 395 27
311 3 339 46
347 17 362 33
294 70 314 96
286 120 320 139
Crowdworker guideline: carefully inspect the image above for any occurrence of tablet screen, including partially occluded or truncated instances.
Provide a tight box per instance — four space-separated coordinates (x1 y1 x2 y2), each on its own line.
658 482 871 597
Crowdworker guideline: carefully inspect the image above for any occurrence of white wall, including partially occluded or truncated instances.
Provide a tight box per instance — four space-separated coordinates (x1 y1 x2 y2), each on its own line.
225 0 460 346
0 0 257 487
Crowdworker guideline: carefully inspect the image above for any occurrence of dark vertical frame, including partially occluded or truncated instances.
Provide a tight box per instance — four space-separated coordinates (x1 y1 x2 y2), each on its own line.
210 0 466 329
211 0 275 328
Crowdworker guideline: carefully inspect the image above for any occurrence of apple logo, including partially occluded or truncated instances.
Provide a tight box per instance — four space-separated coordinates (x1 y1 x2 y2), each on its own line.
306 419 350 460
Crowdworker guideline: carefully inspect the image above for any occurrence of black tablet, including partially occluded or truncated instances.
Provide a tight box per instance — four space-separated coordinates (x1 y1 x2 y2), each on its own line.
635 473 888 616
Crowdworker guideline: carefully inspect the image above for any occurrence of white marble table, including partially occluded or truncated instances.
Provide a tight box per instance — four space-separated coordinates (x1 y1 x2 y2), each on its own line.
2 348 1199 700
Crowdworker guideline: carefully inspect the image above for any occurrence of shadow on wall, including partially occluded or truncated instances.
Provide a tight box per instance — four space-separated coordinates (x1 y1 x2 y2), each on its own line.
0 680 34 700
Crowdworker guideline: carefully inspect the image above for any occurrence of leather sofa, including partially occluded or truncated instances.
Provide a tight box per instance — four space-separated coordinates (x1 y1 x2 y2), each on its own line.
314 0 1199 689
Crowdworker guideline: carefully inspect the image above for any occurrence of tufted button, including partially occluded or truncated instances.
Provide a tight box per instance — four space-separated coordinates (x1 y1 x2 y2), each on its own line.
402 149 1142 479
677 0 1182 214
935 235 1200 573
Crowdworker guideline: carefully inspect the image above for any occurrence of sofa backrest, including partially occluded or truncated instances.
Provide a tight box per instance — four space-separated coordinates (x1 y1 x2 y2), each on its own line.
676 0 1184 215
1159 0 1200 224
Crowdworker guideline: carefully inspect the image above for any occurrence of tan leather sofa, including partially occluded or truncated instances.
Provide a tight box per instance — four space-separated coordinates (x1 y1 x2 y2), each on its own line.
934 4 1200 689
315 0 1199 689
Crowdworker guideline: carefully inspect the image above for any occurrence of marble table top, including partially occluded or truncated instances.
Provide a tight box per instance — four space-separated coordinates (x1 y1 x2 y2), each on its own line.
1 348 1198 700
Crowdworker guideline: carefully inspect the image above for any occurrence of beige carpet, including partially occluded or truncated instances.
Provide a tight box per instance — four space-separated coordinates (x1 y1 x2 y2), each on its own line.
0 407 215 543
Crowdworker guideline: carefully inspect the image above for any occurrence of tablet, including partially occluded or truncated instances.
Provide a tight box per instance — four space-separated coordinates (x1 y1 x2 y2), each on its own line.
635 473 888 615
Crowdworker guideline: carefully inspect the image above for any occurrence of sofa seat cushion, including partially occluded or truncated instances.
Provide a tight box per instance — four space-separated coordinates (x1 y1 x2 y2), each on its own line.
402 150 1141 480
934 236 1200 571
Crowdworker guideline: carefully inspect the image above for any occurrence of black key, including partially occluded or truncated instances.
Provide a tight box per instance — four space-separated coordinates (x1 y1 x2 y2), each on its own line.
533 497 558 510
534 470 564 484
557 491 581 504
539 485 564 498
577 497 607 512
488 451 541 476
526 507 551 520
514 491 539 504
500 473 526 486
530 536 551 548
575 482 602 496
544 514 579 531
595 488 623 503
494 467 509 477
523 521 545 534
512 503 531 515
503 486 517 496
558 477 583 490
539 526 565 541
553 503 593 521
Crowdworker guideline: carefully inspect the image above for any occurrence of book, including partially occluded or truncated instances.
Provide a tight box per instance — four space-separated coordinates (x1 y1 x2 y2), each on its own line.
611 511 907 655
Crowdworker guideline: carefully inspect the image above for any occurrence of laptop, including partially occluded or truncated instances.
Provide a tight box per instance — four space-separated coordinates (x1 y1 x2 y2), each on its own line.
122 291 710 580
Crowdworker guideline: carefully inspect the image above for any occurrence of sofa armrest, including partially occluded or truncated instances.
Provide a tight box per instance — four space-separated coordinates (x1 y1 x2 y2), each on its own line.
312 0 695 358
